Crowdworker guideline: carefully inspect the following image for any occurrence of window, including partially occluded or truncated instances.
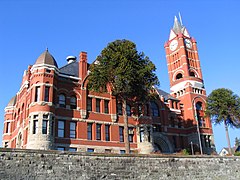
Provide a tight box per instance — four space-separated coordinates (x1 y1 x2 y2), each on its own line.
87 123 92 140
190 71 195 77
96 98 101 112
4 142 8 148
151 102 159 117
105 149 111 153
128 127 134 142
59 94 66 108
44 86 50 102
105 125 110 141
140 127 144 142
6 122 10 133
58 120 65 138
87 148 94 153
70 122 76 138
104 100 109 114
117 103 122 115
42 120 48 134
173 136 177 148
33 120 38 134
119 126 124 142
176 73 183 80
43 114 48 119
170 117 175 127
87 97 92 111
120 150 126 154
69 148 77 152
126 104 131 116
35 86 40 102
96 124 102 140
196 102 202 110
56 147 65 151
70 96 77 109
147 127 151 142
153 124 161 132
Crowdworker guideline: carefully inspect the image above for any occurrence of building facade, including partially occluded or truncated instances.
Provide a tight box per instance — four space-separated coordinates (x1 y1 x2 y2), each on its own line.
2 17 215 154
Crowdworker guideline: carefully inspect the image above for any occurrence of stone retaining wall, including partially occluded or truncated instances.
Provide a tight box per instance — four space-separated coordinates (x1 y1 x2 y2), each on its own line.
0 148 239 179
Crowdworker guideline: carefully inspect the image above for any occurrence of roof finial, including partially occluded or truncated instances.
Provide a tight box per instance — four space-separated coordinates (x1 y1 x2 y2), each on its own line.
46 47 48 52
178 12 183 26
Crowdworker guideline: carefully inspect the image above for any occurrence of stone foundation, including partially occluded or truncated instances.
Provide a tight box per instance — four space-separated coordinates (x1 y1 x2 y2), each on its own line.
0 148 240 179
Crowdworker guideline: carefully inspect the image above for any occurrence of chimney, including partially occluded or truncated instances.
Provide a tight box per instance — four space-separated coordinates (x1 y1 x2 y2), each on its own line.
79 51 88 80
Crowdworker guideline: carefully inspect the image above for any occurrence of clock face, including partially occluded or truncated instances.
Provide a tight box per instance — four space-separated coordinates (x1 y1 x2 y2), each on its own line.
169 40 178 51
184 39 192 49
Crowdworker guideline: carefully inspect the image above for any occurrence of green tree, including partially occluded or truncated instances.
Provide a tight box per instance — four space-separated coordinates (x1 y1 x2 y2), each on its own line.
88 39 159 153
206 88 240 155
235 137 240 147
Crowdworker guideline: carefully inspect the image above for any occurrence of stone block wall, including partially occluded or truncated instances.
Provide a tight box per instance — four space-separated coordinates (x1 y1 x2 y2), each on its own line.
0 148 240 179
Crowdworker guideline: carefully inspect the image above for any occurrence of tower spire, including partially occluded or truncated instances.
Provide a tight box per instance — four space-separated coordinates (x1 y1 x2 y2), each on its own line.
173 16 183 34
178 12 183 26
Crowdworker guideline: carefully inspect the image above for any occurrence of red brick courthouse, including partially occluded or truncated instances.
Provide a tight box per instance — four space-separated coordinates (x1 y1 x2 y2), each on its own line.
3 17 215 154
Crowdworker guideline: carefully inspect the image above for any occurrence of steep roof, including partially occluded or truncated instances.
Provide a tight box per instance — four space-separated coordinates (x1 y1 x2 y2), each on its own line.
59 61 79 77
156 88 179 101
34 49 58 68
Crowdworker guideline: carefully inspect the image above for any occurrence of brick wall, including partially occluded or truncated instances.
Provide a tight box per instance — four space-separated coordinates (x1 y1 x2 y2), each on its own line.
0 148 239 179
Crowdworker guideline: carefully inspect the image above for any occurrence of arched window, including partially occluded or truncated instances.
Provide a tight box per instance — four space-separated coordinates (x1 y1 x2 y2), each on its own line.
126 104 131 116
59 94 66 108
70 96 77 109
151 102 159 117
196 102 205 127
190 71 195 77
176 73 183 80
196 102 202 110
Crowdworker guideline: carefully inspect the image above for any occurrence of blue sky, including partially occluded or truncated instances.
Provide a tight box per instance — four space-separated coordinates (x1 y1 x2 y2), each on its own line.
0 0 239 152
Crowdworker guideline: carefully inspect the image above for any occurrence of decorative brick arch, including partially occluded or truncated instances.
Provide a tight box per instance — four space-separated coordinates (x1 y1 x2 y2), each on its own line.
153 132 174 153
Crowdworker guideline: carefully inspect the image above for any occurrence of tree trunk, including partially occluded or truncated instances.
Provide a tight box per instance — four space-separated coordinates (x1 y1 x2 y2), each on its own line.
224 119 232 155
122 98 130 154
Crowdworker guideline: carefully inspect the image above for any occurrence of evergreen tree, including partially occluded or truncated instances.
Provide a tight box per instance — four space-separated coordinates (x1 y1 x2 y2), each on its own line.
88 39 159 153
235 137 240 147
206 88 240 155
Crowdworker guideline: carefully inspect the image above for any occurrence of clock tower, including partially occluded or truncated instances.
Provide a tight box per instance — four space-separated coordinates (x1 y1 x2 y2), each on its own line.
164 16 215 154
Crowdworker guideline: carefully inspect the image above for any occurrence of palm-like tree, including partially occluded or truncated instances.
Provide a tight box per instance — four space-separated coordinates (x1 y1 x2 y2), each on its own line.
206 88 240 155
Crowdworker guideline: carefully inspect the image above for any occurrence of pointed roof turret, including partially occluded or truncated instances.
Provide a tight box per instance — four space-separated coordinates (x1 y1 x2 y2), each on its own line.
7 95 16 107
34 49 58 68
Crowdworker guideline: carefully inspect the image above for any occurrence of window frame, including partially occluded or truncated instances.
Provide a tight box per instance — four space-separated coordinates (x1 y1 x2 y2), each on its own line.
87 97 92 111
58 120 65 138
96 124 102 140
119 126 124 142
42 120 48 134
87 123 93 140
44 86 50 102
70 96 77 109
70 122 76 138
33 120 38 134
59 94 66 108
35 86 41 102
105 124 110 141
96 98 101 113
104 100 109 114
151 101 159 117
